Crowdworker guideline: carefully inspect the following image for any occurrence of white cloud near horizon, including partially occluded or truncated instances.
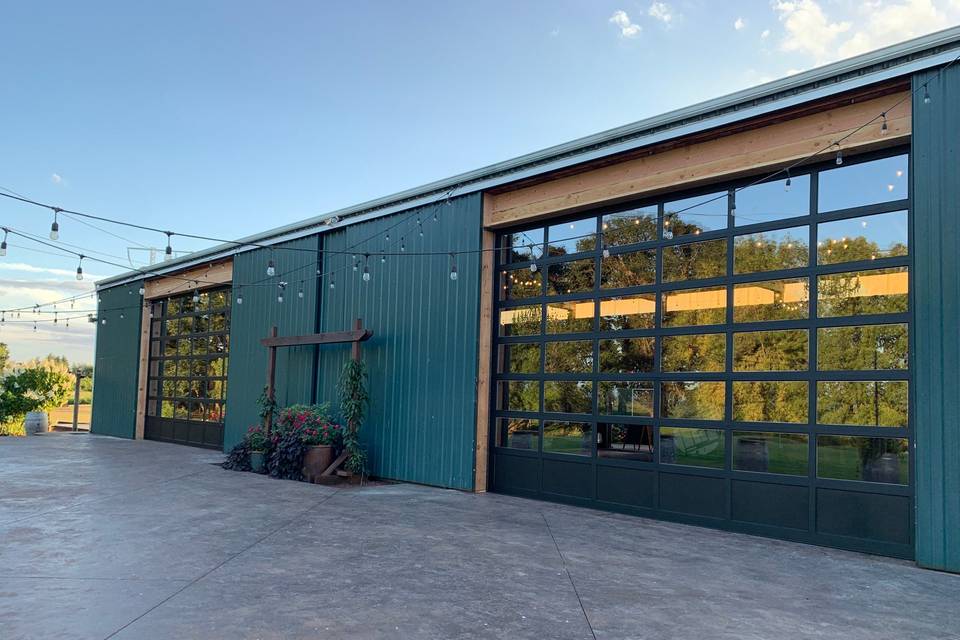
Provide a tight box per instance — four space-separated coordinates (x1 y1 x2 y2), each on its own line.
0 262 105 280
648 2 676 25
610 10 642 37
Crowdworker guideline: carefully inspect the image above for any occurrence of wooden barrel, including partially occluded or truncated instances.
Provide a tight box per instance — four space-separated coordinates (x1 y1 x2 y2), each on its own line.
23 412 49 435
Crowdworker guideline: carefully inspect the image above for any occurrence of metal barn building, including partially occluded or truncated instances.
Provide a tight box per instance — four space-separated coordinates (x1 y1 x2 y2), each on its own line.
92 28 960 573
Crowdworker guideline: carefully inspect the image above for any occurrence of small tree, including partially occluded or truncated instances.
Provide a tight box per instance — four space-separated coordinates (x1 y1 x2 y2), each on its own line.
338 359 369 475
0 363 73 435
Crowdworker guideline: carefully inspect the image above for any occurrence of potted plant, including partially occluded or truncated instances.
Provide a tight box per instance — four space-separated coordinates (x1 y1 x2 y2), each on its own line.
247 425 269 473
275 404 341 482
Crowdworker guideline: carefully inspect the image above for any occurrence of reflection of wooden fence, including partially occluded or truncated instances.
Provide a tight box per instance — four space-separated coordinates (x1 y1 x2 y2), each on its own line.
48 405 92 426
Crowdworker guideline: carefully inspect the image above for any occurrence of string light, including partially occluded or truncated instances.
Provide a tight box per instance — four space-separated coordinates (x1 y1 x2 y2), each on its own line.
835 146 843 165
1 228 8 256
923 84 931 104
138 286 145 296
362 254 371 282
120 311 125 319
385 233 390 242
298 281 304 299
49 208 60 240
266 259 276 277
101 318 106 325
400 237 406 252
449 253 458 281
530 262 538 273
236 288 244 305
880 112 888 136
192 287 200 304
329 276 335 290
164 232 173 260
784 169 792 192
381 252 386 264
277 282 286 303
602 244 610 259
76 255 84 281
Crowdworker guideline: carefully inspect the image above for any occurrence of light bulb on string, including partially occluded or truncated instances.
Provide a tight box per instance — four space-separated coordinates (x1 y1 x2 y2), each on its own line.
400 237 405 252
784 169 792 192
138 286 145 296
449 253 458 281
236 289 244 305
530 262 538 273
381 253 386 264
362 254 371 282
120 312 125 320
923 85 931 104
0 228 7 257
602 244 610 259
352 261 359 272
880 112 888 136
76 255 85 281
418 219 424 237
385 233 390 242
298 281 304 299
164 232 173 260
835 146 843 165
49 208 60 240
101 318 106 325
277 282 286 303
192 287 200 304
329 276 335 290
266 259 276 277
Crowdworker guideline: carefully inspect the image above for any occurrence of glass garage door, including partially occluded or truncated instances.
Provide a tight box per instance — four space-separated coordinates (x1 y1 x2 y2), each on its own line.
145 287 231 449
490 150 913 558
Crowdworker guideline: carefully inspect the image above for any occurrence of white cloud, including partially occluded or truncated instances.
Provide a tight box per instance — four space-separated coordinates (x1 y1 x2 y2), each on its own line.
0 262 104 280
734 17 746 30
761 28 771 39
610 10 642 37
773 0 959 65
51 173 63 185
648 2 676 24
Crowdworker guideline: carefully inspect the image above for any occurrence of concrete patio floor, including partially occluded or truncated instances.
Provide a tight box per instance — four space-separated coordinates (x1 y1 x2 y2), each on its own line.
1 434 959 640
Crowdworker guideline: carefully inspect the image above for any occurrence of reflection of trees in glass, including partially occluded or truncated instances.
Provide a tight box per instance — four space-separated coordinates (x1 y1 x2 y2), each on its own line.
818 324 907 370
503 381 539 412
733 329 808 371
663 287 726 326
660 382 725 420
602 212 658 246
601 249 656 288
544 381 592 413
500 305 540 336
543 421 591 455
502 343 540 374
545 301 593 333
733 382 808 423
817 235 907 265
545 340 593 373
548 220 596 257
733 279 809 323
660 427 724 468
507 230 544 263
816 381 908 427
663 238 726 281
817 268 908 317
734 232 808 273
503 269 542 300
599 382 653 416
548 259 595 295
599 338 654 373
502 418 539 449
599 295 655 330
661 333 725 372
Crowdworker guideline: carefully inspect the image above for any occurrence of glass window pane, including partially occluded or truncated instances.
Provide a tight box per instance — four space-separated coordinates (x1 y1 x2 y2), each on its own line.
165 318 179 335
545 340 593 373
545 300 594 334
598 381 653 417
161 400 174 418
660 381 725 420
497 418 539 451
498 343 541 374
817 324 908 371
599 294 656 331
662 238 727 282
163 359 177 377
817 211 908 265
209 290 227 308
816 381 908 427
497 380 539 412
547 258 595 295
664 192 728 238
733 278 809 323
734 175 810 226
663 286 726 327
544 381 593 414
501 268 542 300
733 431 809 476
660 427 725 468
600 249 656 289
599 338 654 373
734 226 809 274
732 381 808 423
499 305 541 337
817 267 908 317
661 333 725 372
543 421 591 456
598 423 654 461
167 298 182 315
208 358 226 377
602 207 658 246
733 329 808 371
818 154 908 212
817 436 908 484
548 218 597 257
504 228 544 263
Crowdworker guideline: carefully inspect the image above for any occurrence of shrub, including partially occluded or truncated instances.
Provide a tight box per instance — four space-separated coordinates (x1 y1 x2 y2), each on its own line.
246 425 270 452
0 363 72 435
222 440 253 472
267 427 308 480
0 420 26 437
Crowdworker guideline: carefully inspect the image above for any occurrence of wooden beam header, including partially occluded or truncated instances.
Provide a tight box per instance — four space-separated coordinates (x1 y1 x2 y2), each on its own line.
260 329 373 348
143 260 233 300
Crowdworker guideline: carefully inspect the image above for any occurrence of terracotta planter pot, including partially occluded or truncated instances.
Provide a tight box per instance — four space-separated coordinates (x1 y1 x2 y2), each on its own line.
302 445 334 482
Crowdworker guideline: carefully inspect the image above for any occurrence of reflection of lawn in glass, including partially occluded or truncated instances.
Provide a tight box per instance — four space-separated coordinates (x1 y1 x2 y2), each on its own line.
817 447 908 484
543 435 589 455
734 436 808 475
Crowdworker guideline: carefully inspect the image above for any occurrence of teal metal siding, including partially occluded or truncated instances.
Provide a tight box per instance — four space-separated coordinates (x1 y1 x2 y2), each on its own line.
912 65 960 573
315 194 482 490
90 282 144 439
224 236 320 450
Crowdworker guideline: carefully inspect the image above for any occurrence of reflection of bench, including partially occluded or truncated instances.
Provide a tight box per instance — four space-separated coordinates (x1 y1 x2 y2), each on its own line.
600 424 652 451
509 430 538 450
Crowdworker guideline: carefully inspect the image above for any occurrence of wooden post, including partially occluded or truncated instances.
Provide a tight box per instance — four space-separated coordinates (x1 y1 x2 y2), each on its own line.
265 325 278 434
71 371 82 432
351 318 363 362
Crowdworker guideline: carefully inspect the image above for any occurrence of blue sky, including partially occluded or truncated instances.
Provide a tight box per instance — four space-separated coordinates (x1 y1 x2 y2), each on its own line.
1 0 958 363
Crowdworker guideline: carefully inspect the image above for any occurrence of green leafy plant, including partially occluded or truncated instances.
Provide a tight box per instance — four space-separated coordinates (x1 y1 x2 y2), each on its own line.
246 425 270 452
338 360 370 475
222 440 253 471
267 427 308 480
0 362 73 436
257 386 278 432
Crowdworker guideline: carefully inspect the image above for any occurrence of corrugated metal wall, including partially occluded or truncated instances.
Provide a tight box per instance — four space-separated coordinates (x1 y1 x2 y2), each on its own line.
315 193 483 490
912 66 960 573
90 282 144 439
224 236 321 450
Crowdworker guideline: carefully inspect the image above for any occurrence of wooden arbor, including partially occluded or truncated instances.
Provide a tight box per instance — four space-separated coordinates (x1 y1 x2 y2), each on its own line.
260 318 372 432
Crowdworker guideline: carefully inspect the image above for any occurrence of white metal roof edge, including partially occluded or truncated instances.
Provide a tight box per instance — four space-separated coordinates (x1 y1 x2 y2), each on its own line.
98 26 960 289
